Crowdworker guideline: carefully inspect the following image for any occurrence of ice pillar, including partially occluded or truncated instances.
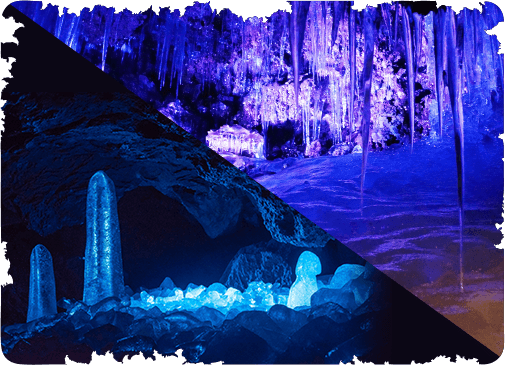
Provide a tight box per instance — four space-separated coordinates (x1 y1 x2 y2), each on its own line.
27 245 57 322
287 251 321 309
83 171 124 305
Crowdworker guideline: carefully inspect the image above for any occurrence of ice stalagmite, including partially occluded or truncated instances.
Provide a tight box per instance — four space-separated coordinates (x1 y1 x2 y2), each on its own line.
27 245 57 322
402 6 415 152
360 7 378 206
287 251 321 309
84 171 125 305
446 9 465 292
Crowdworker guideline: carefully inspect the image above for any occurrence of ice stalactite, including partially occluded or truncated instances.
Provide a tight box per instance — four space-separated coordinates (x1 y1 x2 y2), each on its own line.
289 1 310 123
433 7 447 137
462 9 475 93
402 6 415 152
329 71 343 143
483 3 504 93
446 9 465 292
170 20 187 99
287 251 321 309
84 171 125 306
307 1 331 80
380 3 393 50
413 12 423 82
68 11 82 52
54 7 66 40
349 6 356 135
158 11 175 90
27 245 57 323
360 7 378 206
330 1 344 47
101 7 114 72
63 14 77 46
393 2 400 48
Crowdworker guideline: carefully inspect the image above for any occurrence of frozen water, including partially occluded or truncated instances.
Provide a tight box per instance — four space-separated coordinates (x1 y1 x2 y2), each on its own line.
27 245 57 322
287 251 322 309
329 264 366 289
84 171 125 306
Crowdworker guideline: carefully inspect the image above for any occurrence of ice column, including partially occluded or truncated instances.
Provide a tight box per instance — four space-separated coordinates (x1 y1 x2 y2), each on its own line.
83 171 125 305
27 245 57 322
287 251 321 309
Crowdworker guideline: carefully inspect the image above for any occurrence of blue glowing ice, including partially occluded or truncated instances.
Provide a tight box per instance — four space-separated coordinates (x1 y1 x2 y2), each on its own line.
287 251 321 309
27 245 57 322
83 171 125 306
329 264 366 290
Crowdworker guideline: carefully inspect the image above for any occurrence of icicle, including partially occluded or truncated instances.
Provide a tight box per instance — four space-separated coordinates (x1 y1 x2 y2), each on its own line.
402 6 415 153
27 245 57 323
101 7 114 72
68 11 82 51
433 8 446 137
54 7 66 40
380 3 393 50
171 19 186 99
331 1 344 46
446 9 465 292
348 5 356 135
64 14 77 47
393 2 399 48
360 6 377 205
158 11 175 89
278 12 287 79
289 1 309 123
413 12 422 81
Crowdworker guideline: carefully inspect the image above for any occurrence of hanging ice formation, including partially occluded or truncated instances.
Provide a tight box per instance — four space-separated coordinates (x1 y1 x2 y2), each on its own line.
101 7 114 71
433 7 447 137
348 5 356 136
360 7 378 204
446 9 465 292
402 6 415 153
27 245 57 323
83 171 125 306
158 11 175 90
289 1 310 124
287 251 322 309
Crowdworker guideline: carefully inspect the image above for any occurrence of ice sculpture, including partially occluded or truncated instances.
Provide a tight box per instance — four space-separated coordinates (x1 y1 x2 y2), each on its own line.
27 245 57 322
287 251 321 309
83 171 125 306
329 264 366 289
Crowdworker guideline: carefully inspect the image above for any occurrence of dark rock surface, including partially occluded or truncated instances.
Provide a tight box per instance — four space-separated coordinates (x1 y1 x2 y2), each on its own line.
220 239 367 291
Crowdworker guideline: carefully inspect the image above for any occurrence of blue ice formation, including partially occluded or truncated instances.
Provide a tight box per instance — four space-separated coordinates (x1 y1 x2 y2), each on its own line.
27 245 57 322
83 171 125 306
287 251 321 309
329 264 366 289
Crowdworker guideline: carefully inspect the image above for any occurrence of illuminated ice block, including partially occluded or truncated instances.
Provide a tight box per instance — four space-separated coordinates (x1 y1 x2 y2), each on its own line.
83 171 125 305
287 251 321 309
27 245 57 322
329 264 366 289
